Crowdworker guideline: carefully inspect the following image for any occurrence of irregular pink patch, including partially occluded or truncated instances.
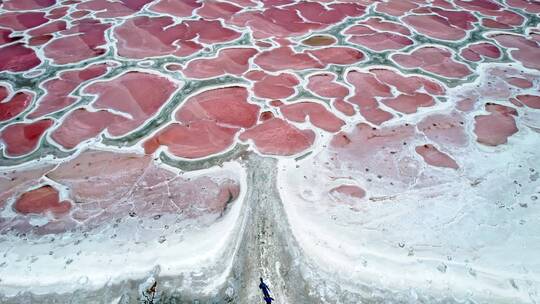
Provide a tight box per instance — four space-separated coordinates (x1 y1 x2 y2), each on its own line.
474 103 518 146
347 71 392 98
29 63 110 118
506 0 540 13
456 97 477 112
145 86 259 158
456 0 524 28
402 8 477 41
0 28 18 46
455 0 502 11
505 77 533 89
254 47 322 71
346 70 393 125
344 18 413 51
28 20 67 38
182 48 257 79
115 16 240 59
44 19 111 64
2 0 56 10
0 91 33 121
255 41 273 48
487 103 519 116
197 1 242 20
392 46 473 78
482 19 511 29
307 47 364 65
0 12 48 31
348 31 414 51
333 99 356 116
143 121 239 158
186 20 242 45
47 7 69 19
77 0 152 18
115 16 195 58
491 34 540 70
280 101 345 132
516 95 540 109
415 144 459 169
149 0 201 17
51 71 178 149
249 72 299 99
147 121 238 158
0 164 55 209
0 43 41 72
371 68 445 95
262 0 294 7
307 73 349 99
176 86 259 128
254 46 363 71
28 35 52 46
240 118 315 156
229 7 322 39
51 109 119 149
70 10 91 19
403 14 468 41
417 113 468 147
1 119 53 157
345 67 446 125
85 71 178 136
461 42 501 61
416 7 477 29
289 2 365 24
362 17 411 35
375 1 418 17
431 0 456 9
14 186 71 216
381 93 435 114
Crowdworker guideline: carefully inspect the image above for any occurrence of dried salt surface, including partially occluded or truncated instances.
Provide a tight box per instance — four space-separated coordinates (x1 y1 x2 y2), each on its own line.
0 151 247 297
278 63 540 303
0 0 539 302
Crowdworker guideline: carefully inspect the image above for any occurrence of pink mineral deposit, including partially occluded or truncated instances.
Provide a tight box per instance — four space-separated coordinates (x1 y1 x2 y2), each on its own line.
415 144 459 169
474 103 519 146
1 119 53 156
14 185 71 216
239 118 315 156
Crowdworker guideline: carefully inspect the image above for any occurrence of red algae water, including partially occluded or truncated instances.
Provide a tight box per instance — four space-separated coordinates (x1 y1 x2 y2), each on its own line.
0 0 539 303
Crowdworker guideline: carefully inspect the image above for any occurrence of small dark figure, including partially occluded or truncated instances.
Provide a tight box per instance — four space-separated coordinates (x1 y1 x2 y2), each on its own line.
259 277 274 303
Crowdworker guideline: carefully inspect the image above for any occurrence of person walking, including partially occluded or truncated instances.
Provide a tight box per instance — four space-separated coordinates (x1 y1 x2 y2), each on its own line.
259 277 274 303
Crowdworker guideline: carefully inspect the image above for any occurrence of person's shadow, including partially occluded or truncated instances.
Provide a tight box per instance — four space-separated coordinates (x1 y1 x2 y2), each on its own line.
259 277 274 303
